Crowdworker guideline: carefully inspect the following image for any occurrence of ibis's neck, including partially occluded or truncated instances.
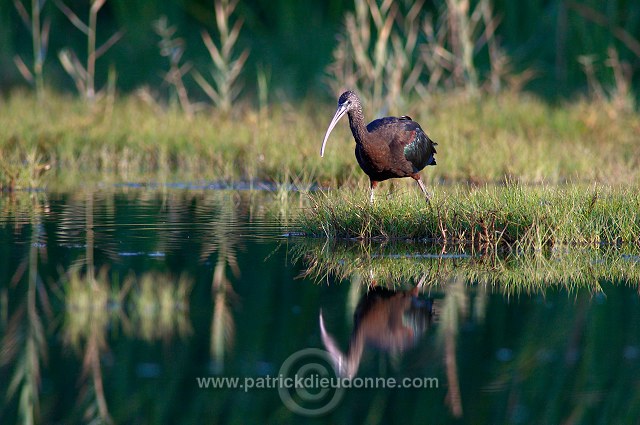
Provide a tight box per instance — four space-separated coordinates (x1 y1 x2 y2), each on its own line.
347 106 368 145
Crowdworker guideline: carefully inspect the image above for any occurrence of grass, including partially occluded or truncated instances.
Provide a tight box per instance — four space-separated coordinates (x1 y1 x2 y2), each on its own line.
297 184 640 250
1 90 640 191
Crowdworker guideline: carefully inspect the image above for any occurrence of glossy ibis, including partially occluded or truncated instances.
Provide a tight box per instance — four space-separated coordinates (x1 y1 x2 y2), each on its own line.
320 91 438 203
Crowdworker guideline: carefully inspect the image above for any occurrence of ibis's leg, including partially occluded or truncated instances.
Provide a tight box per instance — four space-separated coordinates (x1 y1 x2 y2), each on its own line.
369 180 378 204
413 174 431 202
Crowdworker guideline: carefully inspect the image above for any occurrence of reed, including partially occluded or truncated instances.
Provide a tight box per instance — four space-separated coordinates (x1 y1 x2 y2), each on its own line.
192 0 249 114
326 0 423 112
4 0 639 100
13 0 50 99
326 0 526 109
55 0 123 101
153 16 194 118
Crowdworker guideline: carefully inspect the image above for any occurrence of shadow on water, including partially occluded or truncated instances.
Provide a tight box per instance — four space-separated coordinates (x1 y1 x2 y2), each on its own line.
1 189 640 424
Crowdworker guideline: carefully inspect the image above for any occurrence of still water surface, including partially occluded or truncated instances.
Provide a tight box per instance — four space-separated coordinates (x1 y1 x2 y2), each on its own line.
1 188 639 424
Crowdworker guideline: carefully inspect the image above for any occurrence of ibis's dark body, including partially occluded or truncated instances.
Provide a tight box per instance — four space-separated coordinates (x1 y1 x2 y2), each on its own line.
354 115 437 184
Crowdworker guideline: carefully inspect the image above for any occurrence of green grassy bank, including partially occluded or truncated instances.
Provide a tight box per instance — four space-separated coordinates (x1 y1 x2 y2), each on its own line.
297 185 640 249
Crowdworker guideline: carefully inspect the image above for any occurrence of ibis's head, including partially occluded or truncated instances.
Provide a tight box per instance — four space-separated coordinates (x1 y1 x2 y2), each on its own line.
320 91 359 157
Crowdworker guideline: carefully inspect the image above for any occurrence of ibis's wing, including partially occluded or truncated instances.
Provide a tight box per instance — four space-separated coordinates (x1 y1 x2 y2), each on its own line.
367 117 437 172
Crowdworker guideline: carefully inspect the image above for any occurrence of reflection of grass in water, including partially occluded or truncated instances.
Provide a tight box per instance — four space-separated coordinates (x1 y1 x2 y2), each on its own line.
63 268 192 345
297 185 640 249
299 245 640 423
63 267 114 350
199 192 240 373
291 238 640 294
1 301 47 425
2 92 640 189
0 192 49 229
60 267 193 422
59 259 192 423
129 272 192 341
0 202 51 425
63 267 120 424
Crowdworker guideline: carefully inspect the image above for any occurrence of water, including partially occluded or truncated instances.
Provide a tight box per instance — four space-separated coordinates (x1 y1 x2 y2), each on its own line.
1 189 639 424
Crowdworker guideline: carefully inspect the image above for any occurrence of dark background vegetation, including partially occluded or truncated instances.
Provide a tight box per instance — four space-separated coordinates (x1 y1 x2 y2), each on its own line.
1 0 639 101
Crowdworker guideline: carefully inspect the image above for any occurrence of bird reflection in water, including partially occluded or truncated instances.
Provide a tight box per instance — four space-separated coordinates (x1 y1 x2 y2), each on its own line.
319 285 434 379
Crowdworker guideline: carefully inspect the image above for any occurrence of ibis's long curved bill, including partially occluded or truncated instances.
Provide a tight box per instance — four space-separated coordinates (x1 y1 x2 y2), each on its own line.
320 103 349 157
